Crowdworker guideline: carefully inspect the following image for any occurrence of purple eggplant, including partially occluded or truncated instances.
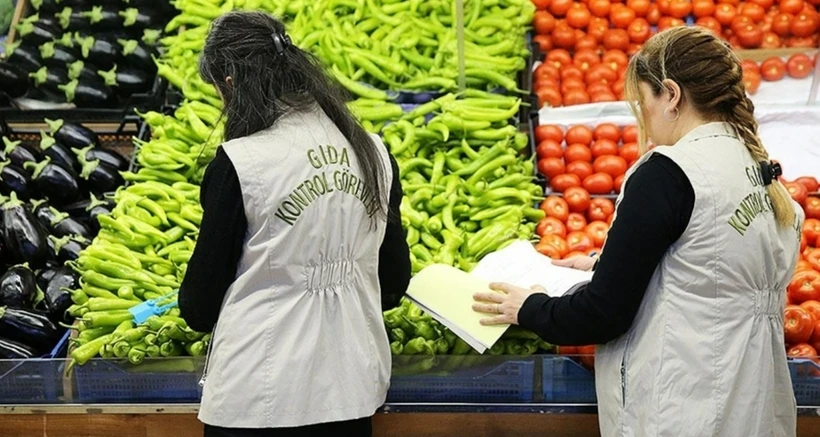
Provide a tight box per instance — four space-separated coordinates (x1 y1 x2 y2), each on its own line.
67 60 99 82
24 157 82 207
118 39 157 74
5 42 43 73
0 265 38 309
74 145 127 171
0 307 61 353
45 118 98 149
55 7 90 31
49 235 88 264
39 131 80 172
16 14 62 46
43 267 76 324
35 268 59 292
29 0 64 13
1 193 50 268
77 158 123 195
0 337 38 359
74 34 117 70
119 8 164 31
39 42 80 69
58 78 117 108
82 6 123 32
32 200 57 230
2 138 40 170
98 65 150 97
29 67 70 103
49 208 92 239
0 162 32 201
0 62 29 98
61 194 113 232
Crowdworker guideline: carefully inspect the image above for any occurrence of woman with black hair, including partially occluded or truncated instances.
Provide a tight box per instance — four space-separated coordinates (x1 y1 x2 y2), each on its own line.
177 11 411 437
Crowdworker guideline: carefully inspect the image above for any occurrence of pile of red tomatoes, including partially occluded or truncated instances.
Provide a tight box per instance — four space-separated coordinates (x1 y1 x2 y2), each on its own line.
740 53 817 94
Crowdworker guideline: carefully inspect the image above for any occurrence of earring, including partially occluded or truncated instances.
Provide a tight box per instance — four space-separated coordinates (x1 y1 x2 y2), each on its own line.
664 107 680 121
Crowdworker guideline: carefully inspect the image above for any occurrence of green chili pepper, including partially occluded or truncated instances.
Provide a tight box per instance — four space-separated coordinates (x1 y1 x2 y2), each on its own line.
403 337 436 355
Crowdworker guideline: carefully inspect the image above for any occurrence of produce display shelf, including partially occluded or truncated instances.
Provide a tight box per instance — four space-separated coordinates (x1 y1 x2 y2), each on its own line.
387 356 536 403
542 356 597 404
791 359 820 407
0 330 69 404
73 358 204 404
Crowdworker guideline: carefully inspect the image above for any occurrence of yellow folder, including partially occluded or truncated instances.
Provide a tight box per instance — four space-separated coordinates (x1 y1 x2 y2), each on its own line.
406 264 510 354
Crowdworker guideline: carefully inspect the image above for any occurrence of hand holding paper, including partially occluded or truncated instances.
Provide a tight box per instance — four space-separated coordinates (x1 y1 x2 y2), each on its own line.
472 282 548 326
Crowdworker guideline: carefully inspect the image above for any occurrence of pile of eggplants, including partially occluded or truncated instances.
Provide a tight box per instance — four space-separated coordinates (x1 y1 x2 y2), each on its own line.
0 0 172 108
0 120 129 358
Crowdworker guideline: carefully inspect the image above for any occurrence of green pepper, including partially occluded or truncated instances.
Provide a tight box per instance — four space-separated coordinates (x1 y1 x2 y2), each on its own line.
185 341 205 356
389 328 407 343
160 341 183 357
84 297 140 312
82 311 134 328
403 337 436 355
390 341 404 355
402 316 438 341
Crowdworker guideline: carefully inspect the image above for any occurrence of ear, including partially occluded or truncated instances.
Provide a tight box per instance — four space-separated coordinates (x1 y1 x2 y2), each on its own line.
661 79 682 108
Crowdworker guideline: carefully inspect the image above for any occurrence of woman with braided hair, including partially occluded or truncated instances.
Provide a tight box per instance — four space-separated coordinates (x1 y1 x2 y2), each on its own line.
473 27 801 436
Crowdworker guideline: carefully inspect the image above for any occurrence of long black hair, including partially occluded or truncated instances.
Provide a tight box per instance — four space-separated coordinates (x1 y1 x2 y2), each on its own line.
199 11 387 220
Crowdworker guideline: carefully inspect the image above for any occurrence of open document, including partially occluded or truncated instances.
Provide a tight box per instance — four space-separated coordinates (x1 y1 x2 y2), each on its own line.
406 240 593 353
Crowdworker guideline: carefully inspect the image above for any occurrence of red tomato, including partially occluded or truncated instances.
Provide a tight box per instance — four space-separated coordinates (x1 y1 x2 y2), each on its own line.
804 218 820 242
610 4 637 28
538 157 566 179
537 87 563 107
588 197 616 221
791 12 819 37
535 125 564 143
750 0 775 8
583 172 615 194
807 250 820 272
786 181 810 204
534 11 558 34
801 300 820 322
602 50 630 71
565 186 592 212
731 15 753 33
668 0 693 17
540 234 571 257
587 82 614 97
546 49 573 68
534 35 555 52
737 24 764 48
574 49 602 71
564 143 593 163
567 231 594 253
564 89 591 106
535 242 562 259
586 221 610 247
593 123 621 143
788 343 818 359
696 16 723 34
773 12 794 36
590 0 612 16
646 3 661 24
743 70 762 94
590 139 619 158
787 35 818 48
760 57 787 81
622 126 638 143
536 62 561 81
787 53 815 78
566 213 588 232
810 321 820 347
614 174 625 193
566 125 595 145
591 91 618 103
603 29 630 50
537 140 564 159
761 31 783 48
797 258 813 273
541 196 570 221
780 0 806 15
533 0 551 9
619 142 639 164
588 17 610 41
804 197 820 220
551 173 582 192
739 2 766 22
567 160 595 180
550 0 574 16
552 23 578 49
593 155 628 178
789 271 820 305
577 344 596 369
627 18 652 43
575 35 600 51
586 64 619 84
658 17 686 31
557 345 579 355
693 0 717 17
537 216 568 238
567 3 593 28
715 3 738 26
785 305 816 343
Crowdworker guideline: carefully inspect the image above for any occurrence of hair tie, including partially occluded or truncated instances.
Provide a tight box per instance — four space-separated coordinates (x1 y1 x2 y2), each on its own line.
760 160 782 186
271 32 292 56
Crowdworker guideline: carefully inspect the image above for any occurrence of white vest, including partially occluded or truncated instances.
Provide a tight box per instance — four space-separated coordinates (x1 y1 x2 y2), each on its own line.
198 107 393 428
596 122 802 437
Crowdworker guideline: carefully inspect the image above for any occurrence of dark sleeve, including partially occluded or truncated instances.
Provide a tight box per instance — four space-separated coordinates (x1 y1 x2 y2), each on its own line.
378 153 411 311
178 148 247 333
517 154 695 345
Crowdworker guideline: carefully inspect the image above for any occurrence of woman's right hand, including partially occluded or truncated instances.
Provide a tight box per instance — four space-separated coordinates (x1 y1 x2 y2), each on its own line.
552 256 597 272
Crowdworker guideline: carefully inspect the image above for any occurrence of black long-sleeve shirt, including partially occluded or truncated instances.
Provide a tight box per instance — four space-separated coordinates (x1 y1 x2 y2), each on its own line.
518 154 696 346
178 148 410 333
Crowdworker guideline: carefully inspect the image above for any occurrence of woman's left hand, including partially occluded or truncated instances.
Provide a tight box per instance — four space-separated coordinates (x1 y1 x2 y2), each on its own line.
472 283 547 326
